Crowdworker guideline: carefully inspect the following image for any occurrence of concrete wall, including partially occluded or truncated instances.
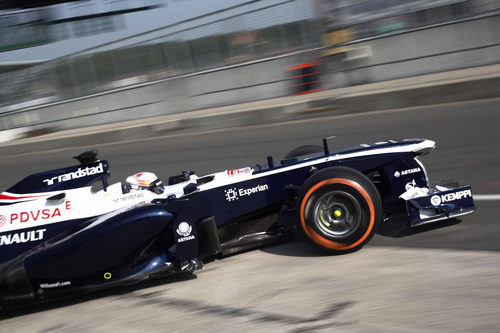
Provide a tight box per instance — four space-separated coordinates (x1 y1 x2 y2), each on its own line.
0 55 302 130
1 14 499 131
333 14 500 87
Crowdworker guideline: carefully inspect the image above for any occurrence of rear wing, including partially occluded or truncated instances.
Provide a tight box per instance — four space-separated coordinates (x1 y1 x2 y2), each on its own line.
6 160 110 195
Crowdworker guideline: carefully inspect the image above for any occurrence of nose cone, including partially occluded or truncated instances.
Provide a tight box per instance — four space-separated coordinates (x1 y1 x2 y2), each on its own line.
0 256 35 307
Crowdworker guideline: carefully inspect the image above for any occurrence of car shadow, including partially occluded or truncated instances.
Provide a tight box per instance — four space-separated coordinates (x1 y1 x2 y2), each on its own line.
0 217 479 317
259 240 330 257
0 272 197 319
376 218 462 238
259 218 464 258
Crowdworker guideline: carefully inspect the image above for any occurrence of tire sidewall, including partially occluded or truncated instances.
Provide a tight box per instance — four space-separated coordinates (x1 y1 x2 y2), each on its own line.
298 166 382 253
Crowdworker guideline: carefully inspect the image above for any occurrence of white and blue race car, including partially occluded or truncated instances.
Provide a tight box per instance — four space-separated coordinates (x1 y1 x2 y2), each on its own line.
0 138 475 308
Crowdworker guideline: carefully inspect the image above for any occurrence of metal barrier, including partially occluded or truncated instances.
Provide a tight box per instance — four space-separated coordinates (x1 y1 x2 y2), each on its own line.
320 10 500 86
1 2 500 132
0 0 320 117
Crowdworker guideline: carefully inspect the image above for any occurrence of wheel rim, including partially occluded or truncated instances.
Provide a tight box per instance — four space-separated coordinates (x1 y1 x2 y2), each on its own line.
312 190 363 238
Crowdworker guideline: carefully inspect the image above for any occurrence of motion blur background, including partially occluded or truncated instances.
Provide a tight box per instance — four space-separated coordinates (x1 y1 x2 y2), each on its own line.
2 2 500 330
0 0 499 131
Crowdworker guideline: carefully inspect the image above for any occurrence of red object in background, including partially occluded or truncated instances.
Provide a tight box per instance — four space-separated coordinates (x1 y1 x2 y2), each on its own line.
286 61 324 95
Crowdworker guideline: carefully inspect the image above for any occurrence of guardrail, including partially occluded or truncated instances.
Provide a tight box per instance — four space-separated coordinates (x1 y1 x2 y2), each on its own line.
0 6 499 132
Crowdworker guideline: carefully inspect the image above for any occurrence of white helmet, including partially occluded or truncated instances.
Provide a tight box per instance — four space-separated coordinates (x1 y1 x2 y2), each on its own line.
126 172 164 194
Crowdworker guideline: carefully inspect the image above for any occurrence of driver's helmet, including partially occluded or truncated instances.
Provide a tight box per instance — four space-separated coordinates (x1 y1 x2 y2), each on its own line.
126 172 164 194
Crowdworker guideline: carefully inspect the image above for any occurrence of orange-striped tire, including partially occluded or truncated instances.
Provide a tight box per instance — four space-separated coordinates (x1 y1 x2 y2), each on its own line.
298 166 382 254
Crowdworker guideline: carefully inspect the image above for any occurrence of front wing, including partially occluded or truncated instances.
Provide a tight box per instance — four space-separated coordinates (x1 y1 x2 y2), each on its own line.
403 185 475 227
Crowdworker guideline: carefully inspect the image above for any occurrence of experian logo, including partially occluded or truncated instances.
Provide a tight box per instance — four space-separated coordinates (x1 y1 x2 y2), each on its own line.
43 163 104 186
225 184 269 202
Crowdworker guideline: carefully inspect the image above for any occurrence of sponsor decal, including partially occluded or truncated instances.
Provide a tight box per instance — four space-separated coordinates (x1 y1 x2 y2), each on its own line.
225 188 238 202
226 167 252 177
430 189 472 206
430 195 441 206
0 214 6 228
178 235 195 243
40 281 71 289
405 179 417 191
224 184 269 202
113 192 144 204
0 228 47 246
176 221 195 243
43 163 104 186
104 272 112 280
0 193 48 202
176 222 192 237
5 200 72 226
394 167 421 178
360 140 398 148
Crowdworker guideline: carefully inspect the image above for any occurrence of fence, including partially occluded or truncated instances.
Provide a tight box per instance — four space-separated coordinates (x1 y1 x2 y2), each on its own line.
0 0 500 132
320 10 500 88
0 0 320 114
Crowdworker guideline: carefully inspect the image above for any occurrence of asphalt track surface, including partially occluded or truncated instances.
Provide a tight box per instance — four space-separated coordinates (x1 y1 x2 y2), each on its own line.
1 98 500 331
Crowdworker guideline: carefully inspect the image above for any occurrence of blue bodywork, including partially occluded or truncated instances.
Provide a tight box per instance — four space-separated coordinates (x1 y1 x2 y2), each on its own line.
0 139 475 307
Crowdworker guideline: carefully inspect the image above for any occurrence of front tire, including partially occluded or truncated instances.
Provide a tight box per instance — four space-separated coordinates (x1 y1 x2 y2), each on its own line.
298 166 382 254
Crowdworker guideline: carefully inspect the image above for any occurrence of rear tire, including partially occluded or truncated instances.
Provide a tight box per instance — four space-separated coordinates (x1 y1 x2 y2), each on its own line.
297 166 382 254
284 145 323 159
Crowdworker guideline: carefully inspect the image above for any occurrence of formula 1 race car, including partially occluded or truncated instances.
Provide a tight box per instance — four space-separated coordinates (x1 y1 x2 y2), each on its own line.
0 138 475 308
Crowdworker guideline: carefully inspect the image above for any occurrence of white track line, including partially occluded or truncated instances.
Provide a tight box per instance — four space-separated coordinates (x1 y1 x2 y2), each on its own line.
474 194 500 201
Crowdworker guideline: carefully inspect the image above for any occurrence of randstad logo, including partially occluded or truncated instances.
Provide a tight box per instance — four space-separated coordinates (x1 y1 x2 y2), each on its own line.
43 163 104 186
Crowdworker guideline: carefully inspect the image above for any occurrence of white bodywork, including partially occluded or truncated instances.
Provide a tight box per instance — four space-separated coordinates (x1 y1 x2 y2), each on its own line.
0 139 437 239
0 167 256 236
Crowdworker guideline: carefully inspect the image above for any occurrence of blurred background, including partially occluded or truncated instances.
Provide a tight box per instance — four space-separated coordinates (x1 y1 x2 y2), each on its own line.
1 2 500 329
0 0 499 131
